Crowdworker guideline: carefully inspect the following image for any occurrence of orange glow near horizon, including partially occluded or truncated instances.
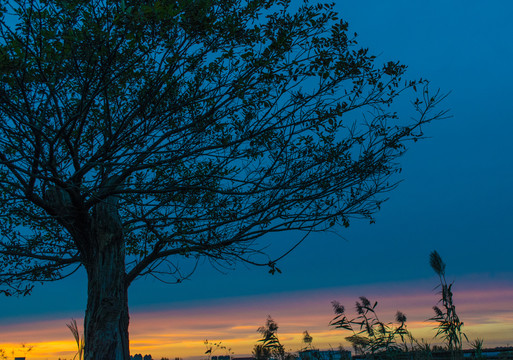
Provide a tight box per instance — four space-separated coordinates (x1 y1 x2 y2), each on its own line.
1 281 512 360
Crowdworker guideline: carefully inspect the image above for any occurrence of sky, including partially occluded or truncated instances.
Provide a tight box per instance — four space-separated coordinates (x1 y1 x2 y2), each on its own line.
1 1 513 359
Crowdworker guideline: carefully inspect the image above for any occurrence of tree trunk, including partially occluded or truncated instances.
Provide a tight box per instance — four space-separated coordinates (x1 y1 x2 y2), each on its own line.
84 196 130 360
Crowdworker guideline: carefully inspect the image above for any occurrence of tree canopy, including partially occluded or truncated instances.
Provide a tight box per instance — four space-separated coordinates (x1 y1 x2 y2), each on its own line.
0 0 446 358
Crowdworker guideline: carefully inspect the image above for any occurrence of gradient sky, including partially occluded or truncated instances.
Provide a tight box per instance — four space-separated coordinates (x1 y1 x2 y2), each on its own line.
1 1 513 359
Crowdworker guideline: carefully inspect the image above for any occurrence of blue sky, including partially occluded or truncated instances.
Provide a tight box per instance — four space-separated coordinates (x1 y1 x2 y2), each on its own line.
132 0 513 301
1 0 513 355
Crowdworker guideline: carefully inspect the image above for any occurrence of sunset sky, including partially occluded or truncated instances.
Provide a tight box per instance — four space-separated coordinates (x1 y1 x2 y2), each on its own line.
2 278 513 359
1 1 513 359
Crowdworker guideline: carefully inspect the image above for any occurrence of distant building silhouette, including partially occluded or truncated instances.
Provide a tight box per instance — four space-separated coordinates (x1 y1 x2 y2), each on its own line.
298 349 351 360
212 356 231 360
130 354 153 360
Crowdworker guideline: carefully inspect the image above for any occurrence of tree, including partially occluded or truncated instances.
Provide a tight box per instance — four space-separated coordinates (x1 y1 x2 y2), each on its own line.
0 0 447 358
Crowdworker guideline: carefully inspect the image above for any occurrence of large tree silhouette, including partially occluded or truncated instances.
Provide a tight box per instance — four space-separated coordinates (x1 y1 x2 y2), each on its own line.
0 0 446 358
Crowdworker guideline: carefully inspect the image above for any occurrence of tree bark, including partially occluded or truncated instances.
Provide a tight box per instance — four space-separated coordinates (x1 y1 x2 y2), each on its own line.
84 196 130 360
